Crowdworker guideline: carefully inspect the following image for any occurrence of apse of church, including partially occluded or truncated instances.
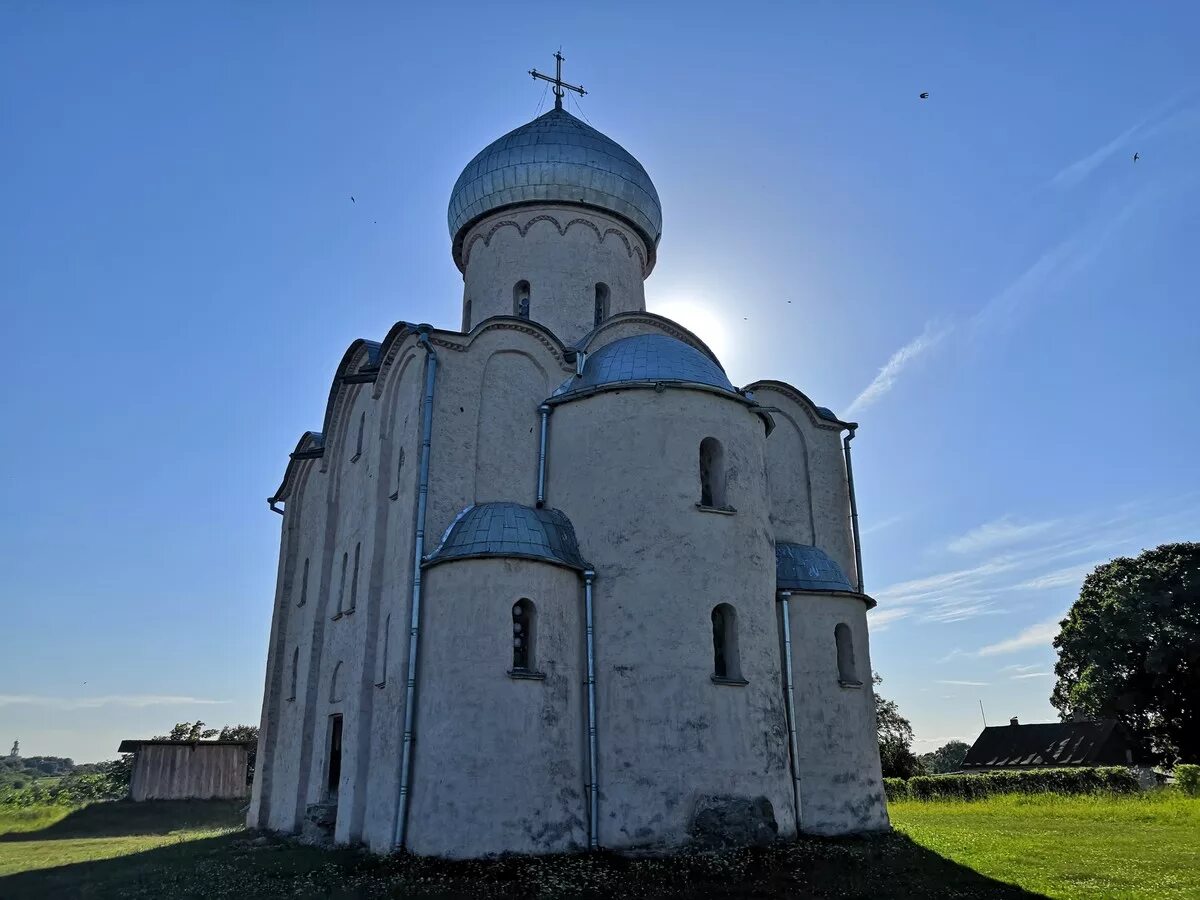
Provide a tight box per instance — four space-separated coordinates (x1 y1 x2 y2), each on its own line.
249 54 888 858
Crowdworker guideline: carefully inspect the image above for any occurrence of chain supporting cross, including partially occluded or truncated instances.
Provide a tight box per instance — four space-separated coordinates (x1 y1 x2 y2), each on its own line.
529 50 586 111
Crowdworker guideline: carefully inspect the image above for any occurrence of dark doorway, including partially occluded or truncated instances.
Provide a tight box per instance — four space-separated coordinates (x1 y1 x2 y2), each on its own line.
326 714 343 799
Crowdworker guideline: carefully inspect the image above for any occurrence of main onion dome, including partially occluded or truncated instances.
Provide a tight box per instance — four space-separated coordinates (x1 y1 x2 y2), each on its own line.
424 502 590 572
552 334 737 401
775 543 854 593
448 107 663 270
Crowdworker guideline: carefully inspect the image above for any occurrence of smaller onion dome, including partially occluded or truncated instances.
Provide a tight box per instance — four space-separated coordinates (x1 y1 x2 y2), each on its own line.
776 543 854 593
424 502 590 572
552 334 736 400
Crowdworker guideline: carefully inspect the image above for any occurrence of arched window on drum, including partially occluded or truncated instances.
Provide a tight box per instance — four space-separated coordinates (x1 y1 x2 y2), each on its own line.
510 599 537 674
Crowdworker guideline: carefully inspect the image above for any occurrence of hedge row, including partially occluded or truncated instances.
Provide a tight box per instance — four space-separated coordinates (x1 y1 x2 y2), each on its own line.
884 766 1140 802
1177 764 1200 796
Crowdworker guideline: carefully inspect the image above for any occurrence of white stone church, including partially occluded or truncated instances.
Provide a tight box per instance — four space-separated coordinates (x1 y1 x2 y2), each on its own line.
249 71 888 857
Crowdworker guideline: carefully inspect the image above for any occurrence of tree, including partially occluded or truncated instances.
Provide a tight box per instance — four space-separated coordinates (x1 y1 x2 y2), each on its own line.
874 674 925 778
919 740 971 774
156 722 219 741
1051 542 1200 764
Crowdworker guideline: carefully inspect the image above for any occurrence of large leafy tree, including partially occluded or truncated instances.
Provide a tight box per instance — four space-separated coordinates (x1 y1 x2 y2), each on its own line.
919 740 971 774
1051 542 1200 764
874 674 925 778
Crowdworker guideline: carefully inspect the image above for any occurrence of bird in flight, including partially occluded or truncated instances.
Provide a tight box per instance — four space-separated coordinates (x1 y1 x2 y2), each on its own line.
1133 153 1140 162
350 196 356 203
919 92 929 99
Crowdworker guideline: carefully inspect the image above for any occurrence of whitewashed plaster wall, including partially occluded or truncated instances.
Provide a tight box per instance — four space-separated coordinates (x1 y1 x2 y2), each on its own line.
751 383 858 588
545 387 796 849
406 558 588 857
784 595 888 834
460 205 650 345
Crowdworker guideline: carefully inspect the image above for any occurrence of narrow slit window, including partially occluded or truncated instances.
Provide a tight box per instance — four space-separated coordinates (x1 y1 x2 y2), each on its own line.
298 557 309 607
288 647 299 701
353 411 365 461
594 282 610 325
463 298 472 332
699 437 727 508
330 660 343 702
514 280 531 319
835 623 858 683
711 603 741 680
511 599 536 672
336 552 348 615
348 543 361 611
376 614 391 687
390 446 406 500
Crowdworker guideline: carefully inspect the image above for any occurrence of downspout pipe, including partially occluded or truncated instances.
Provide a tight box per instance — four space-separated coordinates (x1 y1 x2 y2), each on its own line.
842 425 864 593
394 328 438 850
535 405 551 508
777 591 802 837
582 569 599 849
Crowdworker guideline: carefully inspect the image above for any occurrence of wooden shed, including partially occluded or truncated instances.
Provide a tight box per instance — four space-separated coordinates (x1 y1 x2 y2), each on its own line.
118 739 250 801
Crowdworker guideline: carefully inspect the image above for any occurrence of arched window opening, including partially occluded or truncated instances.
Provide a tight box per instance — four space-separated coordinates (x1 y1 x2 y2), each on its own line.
348 543 361 611
376 614 391 688
330 660 343 702
353 411 365 462
594 282 610 325
835 623 858 683
298 557 309 607
712 603 741 681
511 599 536 672
288 647 299 701
463 298 473 332
514 281 531 319
699 437 727 508
336 552 348 615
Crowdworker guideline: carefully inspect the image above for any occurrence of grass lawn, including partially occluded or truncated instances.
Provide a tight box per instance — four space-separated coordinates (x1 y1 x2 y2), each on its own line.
889 791 1200 900
0 792 1196 898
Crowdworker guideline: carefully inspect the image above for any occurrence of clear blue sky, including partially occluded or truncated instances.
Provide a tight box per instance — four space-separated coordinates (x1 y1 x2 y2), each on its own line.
2 3 1197 762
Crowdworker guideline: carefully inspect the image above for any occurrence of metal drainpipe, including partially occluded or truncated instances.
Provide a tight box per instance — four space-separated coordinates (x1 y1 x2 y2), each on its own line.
394 328 438 850
842 426 864 593
777 591 802 836
535 405 551 508
582 569 599 849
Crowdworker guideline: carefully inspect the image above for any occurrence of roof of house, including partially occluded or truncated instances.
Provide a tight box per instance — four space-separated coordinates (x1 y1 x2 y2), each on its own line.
961 719 1134 769
117 740 251 753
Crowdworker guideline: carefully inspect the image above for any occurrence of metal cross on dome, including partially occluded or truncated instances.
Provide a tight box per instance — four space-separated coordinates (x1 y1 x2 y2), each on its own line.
529 50 586 110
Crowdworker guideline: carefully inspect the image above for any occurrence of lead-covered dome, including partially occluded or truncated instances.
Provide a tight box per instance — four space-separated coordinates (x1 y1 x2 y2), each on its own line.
775 543 854 593
448 107 662 269
424 502 590 572
552 334 737 400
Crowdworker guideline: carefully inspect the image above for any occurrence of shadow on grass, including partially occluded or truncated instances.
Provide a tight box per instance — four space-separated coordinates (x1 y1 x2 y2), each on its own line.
0 800 244 842
0 802 1047 899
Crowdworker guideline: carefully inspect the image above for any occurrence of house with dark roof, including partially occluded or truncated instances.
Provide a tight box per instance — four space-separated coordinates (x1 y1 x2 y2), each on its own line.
962 717 1143 771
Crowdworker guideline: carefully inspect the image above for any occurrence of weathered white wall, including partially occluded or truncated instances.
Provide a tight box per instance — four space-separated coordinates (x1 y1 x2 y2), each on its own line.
251 317 889 856
131 744 248 801
546 387 796 849
752 383 858 587
406 558 588 857
460 205 649 345
784 594 888 833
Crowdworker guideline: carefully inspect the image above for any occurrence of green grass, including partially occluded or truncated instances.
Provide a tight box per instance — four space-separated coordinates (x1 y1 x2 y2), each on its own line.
0 792 1196 898
890 791 1200 900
